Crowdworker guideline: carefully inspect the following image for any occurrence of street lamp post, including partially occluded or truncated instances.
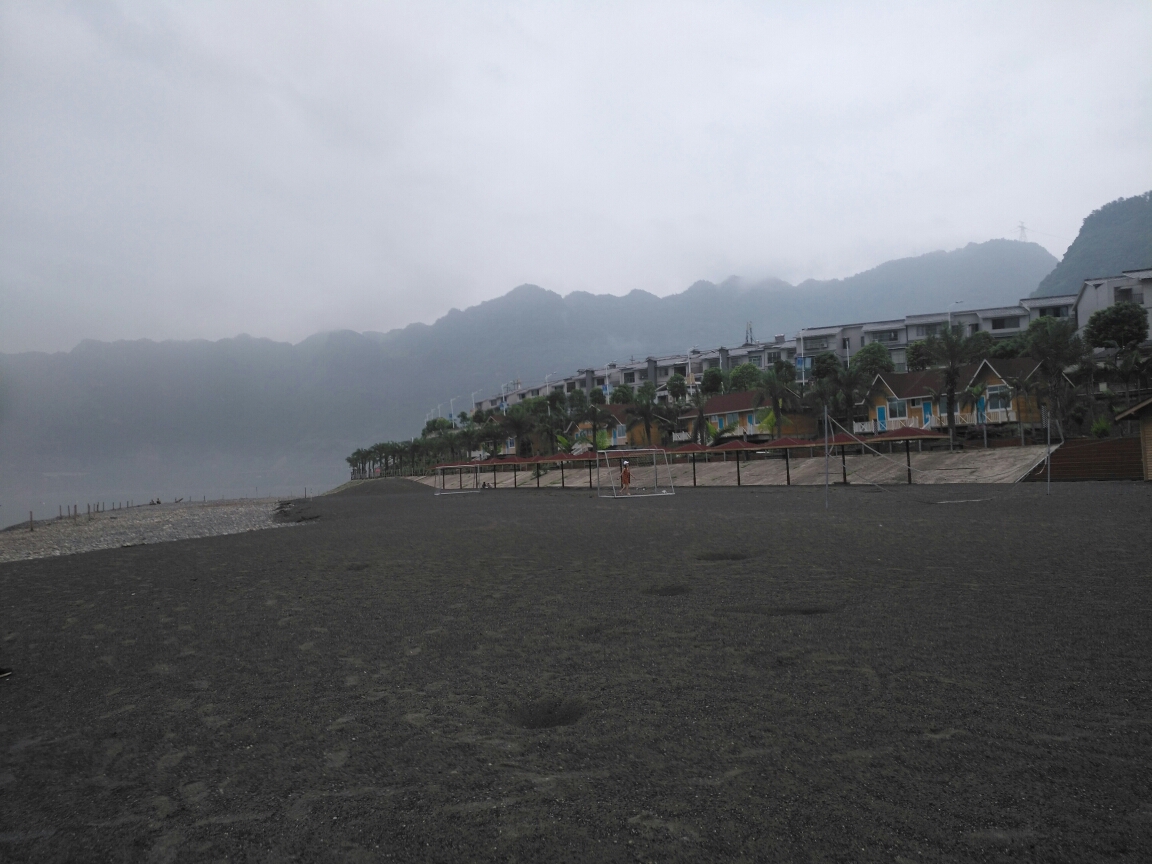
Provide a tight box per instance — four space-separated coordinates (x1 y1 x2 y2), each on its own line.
947 300 963 332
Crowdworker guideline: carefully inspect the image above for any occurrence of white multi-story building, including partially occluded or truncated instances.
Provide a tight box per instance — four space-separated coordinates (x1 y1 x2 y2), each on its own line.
470 288 1117 414
1072 269 1152 339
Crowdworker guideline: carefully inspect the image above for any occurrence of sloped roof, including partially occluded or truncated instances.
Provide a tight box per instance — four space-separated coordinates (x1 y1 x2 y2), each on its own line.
869 357 1043 400
970 357 1041 385
702 391 761 415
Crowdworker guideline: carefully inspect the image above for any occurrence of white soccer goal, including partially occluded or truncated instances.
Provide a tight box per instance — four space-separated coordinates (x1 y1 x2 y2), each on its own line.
434 463 483 495
595 448 675 498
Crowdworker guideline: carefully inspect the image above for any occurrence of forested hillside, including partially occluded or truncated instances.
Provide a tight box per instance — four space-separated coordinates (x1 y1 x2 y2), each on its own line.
1032 191 1152 297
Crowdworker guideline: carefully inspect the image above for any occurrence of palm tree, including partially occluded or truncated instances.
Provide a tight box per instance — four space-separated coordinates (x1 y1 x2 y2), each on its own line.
832 364 867 433
803 377 838 438
1001 373 1041 446
479 420 505 458
925 327 981 448
756 369 796 439
625 396 667 447
578 402 615 452
1026 317 1085 426
501 406 536 456
959 383 988 447
688 390 711 445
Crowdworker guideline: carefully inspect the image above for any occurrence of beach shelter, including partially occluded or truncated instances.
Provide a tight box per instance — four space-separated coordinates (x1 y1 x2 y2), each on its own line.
871 426 948 484
671 442 711 487
758 437 814 486
713 439 763 486
825 432 869 484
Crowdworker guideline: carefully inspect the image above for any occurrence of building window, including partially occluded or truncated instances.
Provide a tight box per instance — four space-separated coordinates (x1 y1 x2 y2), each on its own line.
658 367 669 378
986 385 1011 411
596 377 605 386
969 323 979 335
748 354 762 367
616 424 626 438
887 399 907 419
766 351 780 362
916 324 940 338
871 330 901 344
990 317 1020 330
1039 306 1067 318
623 371 635 383
674 365 687 376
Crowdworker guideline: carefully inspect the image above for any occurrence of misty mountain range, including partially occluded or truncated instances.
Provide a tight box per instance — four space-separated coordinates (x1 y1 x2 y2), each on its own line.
2 189 1150 525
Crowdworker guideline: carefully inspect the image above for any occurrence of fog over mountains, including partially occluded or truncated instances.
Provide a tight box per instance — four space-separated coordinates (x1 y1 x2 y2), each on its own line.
1 239 1059 525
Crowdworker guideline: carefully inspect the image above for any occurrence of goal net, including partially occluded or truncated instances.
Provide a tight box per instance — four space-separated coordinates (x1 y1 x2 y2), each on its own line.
434 463 483 495
595 449 675 498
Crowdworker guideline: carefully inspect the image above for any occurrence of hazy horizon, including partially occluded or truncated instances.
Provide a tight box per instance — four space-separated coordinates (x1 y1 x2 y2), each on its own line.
3 1 1151 353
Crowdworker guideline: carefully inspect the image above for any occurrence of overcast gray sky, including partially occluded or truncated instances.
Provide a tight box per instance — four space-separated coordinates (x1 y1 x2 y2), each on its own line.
2 1 1150 353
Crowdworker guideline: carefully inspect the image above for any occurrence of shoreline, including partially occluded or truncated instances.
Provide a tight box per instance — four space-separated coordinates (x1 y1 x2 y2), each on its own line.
0 498 292 564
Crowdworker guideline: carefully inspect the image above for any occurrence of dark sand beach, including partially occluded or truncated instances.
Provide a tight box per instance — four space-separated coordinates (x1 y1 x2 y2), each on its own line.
2 479 1150 861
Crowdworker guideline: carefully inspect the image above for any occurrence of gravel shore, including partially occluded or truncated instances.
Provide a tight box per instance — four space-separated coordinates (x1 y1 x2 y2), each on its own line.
0 498 290 563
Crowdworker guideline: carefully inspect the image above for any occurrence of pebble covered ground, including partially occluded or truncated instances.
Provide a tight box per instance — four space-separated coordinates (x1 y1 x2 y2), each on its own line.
2 480 1150 861
0 499 289 563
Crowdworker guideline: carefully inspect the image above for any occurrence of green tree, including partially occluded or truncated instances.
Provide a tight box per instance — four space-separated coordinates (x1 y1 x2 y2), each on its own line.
609 383 635 404
850 341 895 381
566 388 588 416
422 417 453 437
589 387 606 405
1084 302 1149 349
966 330 996 360
803 377 839 437
906 340 933 371
501 406 536 456
667 373 688 402
989 335 1026 359
635 381 657 403
812 352 841 381
701 367 726 395
729 363 763 392
480 420 505 458
546 388 568 415
832 364 867 432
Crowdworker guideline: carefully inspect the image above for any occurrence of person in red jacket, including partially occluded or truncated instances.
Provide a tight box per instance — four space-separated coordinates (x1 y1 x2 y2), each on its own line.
620 460 632 495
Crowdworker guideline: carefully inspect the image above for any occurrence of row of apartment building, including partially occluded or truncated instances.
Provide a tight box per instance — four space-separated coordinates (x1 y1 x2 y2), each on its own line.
474 269 1151 414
